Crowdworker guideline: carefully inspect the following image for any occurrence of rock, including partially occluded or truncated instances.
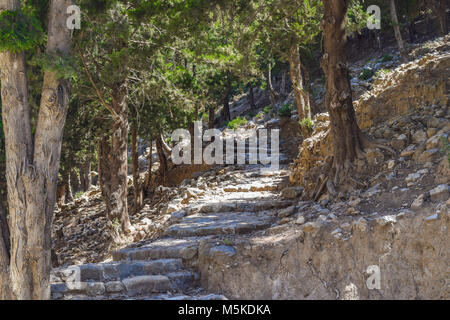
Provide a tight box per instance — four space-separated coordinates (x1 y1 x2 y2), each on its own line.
86 282 105 296
426 133 447 150
426 128 437 138
375 215 397 226
417 148 440 164
303 221 321 232
353 218 368 232
123 275 171 295
411 194 425 209
278 206 296 218
405 173 421 184
209 245 236 264
165 203 179 215
281 187 304 199
295 215 305 225
171 210 187 221
340 222 351 231
412 130 427 144
400 145 416 157
429 184 450 201
105 281 125 293
387 160 396 169
424 213 439 222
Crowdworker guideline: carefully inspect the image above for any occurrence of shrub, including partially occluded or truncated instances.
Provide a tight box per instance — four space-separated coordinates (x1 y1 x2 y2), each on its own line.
299 117 314 129
227 117 247 130
359 68 375 80
277 103 292 117
375 69 391 78
0 9 44 53
263 105 273 115
379 54 393 63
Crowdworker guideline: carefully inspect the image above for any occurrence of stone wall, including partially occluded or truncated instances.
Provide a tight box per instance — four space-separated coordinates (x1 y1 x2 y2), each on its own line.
197 209 449 299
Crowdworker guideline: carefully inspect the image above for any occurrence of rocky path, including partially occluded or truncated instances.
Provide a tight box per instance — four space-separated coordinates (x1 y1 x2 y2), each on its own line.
51 136 297 300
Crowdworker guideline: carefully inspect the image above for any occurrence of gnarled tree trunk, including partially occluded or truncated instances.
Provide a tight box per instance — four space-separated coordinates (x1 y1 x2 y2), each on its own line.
0 0 74 299
321 0 366 184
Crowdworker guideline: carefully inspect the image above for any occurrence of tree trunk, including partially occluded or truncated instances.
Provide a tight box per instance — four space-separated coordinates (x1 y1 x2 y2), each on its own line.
223 93 231 122
389 0 406 58
267 63 279 105
249 82 256 109
321 0 366 183
288 43 309 120
434 0 448 36
98 110 131 241
0 201 10 299
208 105 215 129
80 158 92 192
131 121 142 213
301 61 320 115
70 168 80 194
156 135 168 179
144 140 153 191
63 169 73 203
0 0 74 299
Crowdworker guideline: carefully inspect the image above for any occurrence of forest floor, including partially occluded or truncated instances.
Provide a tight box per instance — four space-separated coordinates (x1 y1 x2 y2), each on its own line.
51 35 449 299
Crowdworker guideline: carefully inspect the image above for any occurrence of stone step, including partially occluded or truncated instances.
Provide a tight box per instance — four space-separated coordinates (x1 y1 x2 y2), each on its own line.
113 237 208 262
165 212 273 237
51 271 200 299
222 184 278 192
194 199 294 214
51 259 184 283
142 293 228 300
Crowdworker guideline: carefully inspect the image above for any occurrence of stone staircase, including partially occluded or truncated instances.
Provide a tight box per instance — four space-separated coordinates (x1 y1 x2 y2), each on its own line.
51 121 297 300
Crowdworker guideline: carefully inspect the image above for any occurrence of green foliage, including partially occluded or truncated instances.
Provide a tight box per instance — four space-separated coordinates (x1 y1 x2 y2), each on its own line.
299 117 314 129
359 68 375 80
74 191 84 199
277 103 292 117
379 54 393 63
30 53 77 80
375 69 391 78
0 9 44 53
263 105 273 115
227 116 247 130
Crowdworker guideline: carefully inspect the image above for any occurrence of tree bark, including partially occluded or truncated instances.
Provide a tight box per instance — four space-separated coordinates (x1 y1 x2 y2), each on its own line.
321 0 366 183
62 169 73 203
70 168 80 194
156 135 168 179
80 158 91 192
289 43 309 120
281 70 287 96
248 82 256 109
208 105 215 129
223 93 231 122
389 0 406 58
98 110 131 241
267 63 279 105
432 0 448 36
0 0 74 299
0 201 10 299
144 140 153 191
131 121 142 213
